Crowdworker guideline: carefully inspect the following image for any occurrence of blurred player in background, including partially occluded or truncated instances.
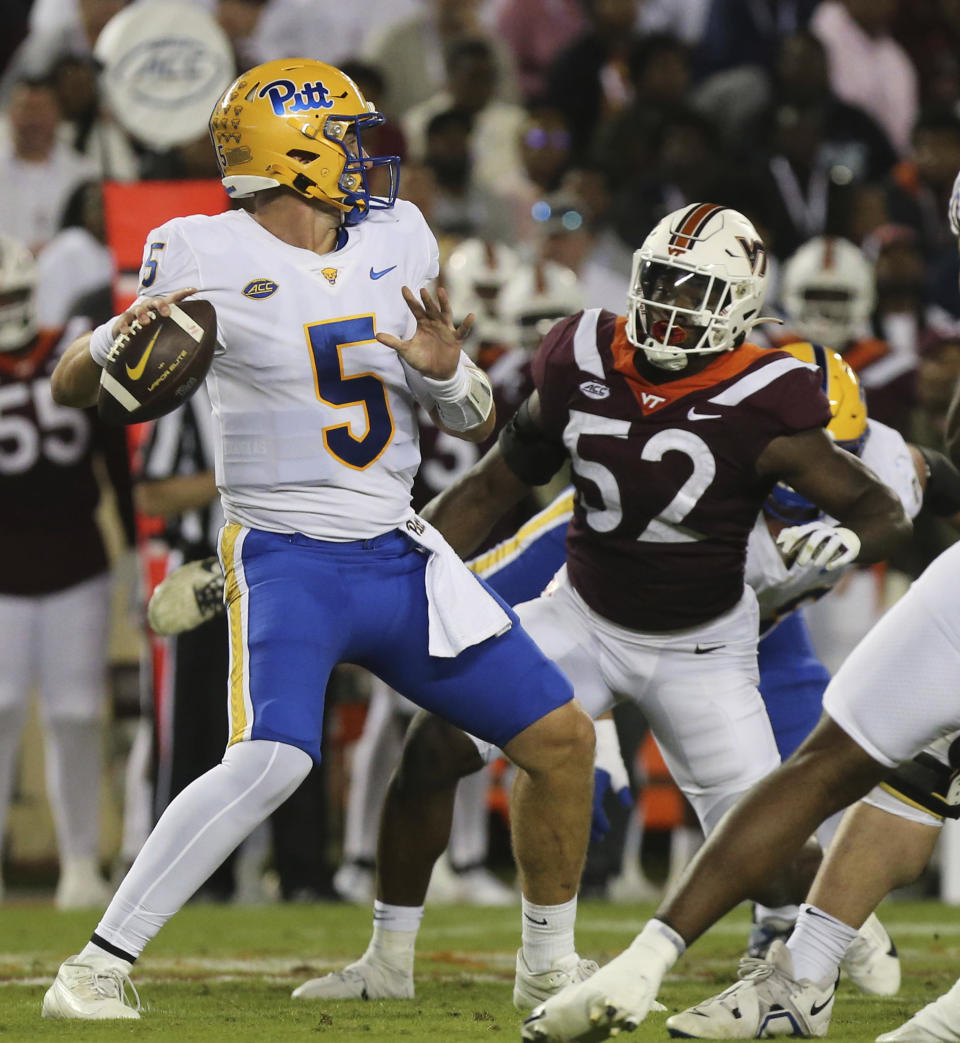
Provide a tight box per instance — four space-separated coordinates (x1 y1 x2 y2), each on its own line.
0 232 134 909
41 58 596 1020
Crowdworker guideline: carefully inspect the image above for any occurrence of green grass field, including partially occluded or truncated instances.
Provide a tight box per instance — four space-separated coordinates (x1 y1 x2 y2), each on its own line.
0 899 957 1042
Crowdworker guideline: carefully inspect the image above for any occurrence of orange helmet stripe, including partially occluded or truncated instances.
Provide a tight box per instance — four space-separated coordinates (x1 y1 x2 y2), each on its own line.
669 203 726 252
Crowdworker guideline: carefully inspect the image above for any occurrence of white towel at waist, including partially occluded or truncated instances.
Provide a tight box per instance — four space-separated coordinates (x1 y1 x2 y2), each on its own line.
401 513 512 657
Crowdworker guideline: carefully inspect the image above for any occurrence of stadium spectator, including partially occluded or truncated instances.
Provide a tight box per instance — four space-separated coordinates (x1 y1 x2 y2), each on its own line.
403 37 527 198
365 0 519 119
48 54 139 181
1 0 126 99
214 0 270 73
886 109 960 257
893 0 960 111
747 100 863 261
636 0 712 46
698 30 898 182
492 102 574 245
811 0 919 155
495 0 585 100
544 0 647 157
418 108 512 244
593 33 693 196
694 0 818 78
249 0 419 68
35 180 113 329
0 74 97 253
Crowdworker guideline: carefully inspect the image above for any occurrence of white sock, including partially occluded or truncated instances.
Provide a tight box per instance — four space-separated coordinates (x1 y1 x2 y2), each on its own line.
754 902 799 925
787 903 858 984
449 768 489 869
367 901 423 972
521 895 577 972
95 741 311 958
631 918 686 964
79 940 133 972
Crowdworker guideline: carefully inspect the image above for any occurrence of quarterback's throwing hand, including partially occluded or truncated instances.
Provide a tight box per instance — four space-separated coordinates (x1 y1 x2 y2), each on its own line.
777 521 861 571
377 286 474 379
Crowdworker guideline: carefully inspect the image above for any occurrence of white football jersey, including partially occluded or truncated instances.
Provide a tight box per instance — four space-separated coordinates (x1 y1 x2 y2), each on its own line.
138 200 442 540
746 418 923 628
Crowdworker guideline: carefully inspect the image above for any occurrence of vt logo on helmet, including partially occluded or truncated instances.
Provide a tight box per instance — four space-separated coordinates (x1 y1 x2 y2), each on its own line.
626 204 775 371
209 58 399 225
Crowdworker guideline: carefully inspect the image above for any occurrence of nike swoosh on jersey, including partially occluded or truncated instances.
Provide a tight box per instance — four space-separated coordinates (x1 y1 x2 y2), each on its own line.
694 643 725 654
687 406 722 421
125 326 162 380
370 265 397 280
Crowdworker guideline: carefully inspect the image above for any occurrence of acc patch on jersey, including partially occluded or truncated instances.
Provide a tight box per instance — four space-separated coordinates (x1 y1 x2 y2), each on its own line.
242 278 278 299
97 299 217 425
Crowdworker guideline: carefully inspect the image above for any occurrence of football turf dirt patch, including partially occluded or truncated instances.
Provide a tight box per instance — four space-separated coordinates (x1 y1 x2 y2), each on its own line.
1 900 957 1041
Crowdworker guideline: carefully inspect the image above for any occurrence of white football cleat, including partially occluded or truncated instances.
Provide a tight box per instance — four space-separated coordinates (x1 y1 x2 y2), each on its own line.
521 932 670 1041
54 858 112 911
42 954 140 1020
513 949 600 1012
456 866 516 906
331 862 376 905
292 955 414 1001
840 912 900 996
876 977 960 1042
665 940 837 1039
148 556 224 636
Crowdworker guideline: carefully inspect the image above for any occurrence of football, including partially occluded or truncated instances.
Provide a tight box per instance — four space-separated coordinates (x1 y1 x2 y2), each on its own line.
97 299 217 425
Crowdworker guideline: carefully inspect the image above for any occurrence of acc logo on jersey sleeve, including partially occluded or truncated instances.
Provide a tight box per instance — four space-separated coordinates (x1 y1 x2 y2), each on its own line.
579 380 610 400
242 278 278 300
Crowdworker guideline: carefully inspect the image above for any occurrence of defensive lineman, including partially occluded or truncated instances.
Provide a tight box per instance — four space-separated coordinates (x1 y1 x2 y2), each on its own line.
41 58 595 1019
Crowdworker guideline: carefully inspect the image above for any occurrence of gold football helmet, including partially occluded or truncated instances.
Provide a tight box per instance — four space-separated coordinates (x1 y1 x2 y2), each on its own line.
209 58 398 223
766 340 868 524
780 340 867 452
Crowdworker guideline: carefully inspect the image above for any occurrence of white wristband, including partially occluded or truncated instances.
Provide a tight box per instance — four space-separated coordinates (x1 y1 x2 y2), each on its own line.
422 361 470 402
422 361 493 432
88 318 118 367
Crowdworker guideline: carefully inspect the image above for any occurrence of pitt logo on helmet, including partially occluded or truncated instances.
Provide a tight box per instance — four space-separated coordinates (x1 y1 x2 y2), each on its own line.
242 278 278 299
258 78 334 116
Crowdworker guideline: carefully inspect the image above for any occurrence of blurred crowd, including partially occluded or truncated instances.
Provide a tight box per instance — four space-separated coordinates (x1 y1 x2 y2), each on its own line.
3 0 960 906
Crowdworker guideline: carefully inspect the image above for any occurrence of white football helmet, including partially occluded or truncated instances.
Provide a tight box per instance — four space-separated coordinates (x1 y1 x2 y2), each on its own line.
444 238 521 346
781 236 875 351
499 260 583 353
0 234 38 353
626 204 771 371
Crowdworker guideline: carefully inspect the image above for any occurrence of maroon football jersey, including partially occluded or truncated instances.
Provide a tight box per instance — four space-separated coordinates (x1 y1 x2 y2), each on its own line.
0 327 134 595
533 309 831 630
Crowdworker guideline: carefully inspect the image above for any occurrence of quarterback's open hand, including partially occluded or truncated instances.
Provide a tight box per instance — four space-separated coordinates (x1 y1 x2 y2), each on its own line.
377 286 474 379
777 521 861 571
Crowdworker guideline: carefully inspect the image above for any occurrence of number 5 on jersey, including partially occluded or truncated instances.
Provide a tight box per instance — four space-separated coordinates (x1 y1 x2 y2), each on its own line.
306 315 395 469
